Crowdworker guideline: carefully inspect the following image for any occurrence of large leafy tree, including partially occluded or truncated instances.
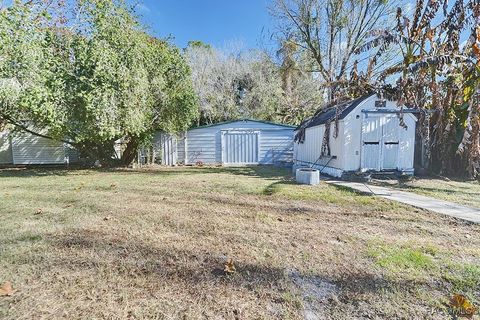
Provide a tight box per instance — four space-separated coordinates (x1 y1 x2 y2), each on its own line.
0 0 197 165
0 0 64 133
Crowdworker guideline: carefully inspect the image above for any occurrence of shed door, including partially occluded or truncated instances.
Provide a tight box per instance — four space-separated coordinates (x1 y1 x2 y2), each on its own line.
361 116 381 171
222 130 259 164
382 116 400 169
361 115 401 171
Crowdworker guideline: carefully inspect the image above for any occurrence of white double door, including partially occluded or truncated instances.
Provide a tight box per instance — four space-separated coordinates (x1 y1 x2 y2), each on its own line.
361 115 400 171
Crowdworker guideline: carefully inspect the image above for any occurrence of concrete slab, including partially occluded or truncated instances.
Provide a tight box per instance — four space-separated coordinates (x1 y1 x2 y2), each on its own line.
327 180 480 224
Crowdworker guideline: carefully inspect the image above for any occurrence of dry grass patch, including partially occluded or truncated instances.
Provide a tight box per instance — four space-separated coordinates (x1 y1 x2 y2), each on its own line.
0 166 479 319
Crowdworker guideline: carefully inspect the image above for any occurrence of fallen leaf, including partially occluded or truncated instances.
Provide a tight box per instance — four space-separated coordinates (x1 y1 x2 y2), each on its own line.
224 258 236 274
449 294 477 318
0 282 14 296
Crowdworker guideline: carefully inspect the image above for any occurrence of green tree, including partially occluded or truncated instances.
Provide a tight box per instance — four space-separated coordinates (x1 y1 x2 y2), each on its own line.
0 0 197 165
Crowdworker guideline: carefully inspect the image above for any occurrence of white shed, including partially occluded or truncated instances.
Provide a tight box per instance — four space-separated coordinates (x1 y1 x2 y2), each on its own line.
0 130 74 165
154 119 295 166
294 94 418 178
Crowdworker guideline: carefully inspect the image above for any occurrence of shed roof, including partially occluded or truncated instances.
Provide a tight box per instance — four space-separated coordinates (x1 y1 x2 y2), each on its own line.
190 119 296 130
296 95 373 131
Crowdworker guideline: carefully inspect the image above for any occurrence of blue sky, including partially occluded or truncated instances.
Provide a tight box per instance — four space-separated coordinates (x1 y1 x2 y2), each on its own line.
133 0 275 49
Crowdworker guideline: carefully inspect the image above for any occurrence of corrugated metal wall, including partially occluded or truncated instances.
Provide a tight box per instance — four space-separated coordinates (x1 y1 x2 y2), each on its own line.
160 134 177 166
177 134 186 164
185 121 294 165
154 120 295 166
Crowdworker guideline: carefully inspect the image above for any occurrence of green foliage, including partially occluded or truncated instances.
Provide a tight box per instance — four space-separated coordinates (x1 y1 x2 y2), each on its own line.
0 1 58 128
186 40 211 50
0 0 197 163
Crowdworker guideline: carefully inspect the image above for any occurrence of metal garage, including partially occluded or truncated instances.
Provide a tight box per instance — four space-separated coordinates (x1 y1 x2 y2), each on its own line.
155 119 295 166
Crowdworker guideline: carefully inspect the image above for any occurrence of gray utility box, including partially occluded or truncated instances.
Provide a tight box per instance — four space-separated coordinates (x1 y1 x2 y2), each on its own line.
296 168 320 185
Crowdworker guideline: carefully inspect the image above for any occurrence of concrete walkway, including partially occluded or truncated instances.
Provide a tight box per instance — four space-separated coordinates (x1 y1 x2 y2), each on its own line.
326 180 480 223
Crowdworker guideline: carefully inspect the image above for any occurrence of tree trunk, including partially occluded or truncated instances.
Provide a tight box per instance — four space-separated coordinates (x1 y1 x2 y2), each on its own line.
121 137 139 166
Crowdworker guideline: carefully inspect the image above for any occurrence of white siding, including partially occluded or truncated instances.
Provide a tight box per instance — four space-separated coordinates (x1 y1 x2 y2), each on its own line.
0 131 13 164
342 96 373 171
397 114 416 171
295 95 417 176
186 126 219 164
11 132 66 164
294 121 345 171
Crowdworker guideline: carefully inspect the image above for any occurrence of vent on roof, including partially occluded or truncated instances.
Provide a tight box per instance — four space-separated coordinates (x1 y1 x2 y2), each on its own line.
375 100 386 108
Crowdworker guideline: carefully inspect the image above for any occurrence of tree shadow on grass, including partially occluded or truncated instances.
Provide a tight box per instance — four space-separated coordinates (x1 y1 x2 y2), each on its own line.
43 228 426 300
0 166 80 178
46 228 288 291
127 165 292 181
0 165 293 181
262 180 374 198
328 183 382 198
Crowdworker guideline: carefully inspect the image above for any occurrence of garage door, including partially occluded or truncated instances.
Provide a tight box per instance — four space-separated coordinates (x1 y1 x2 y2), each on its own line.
222 130 259 164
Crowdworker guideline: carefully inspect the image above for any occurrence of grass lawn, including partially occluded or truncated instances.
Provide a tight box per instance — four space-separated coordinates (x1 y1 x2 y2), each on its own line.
371 177 480 208
0 166 479 319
